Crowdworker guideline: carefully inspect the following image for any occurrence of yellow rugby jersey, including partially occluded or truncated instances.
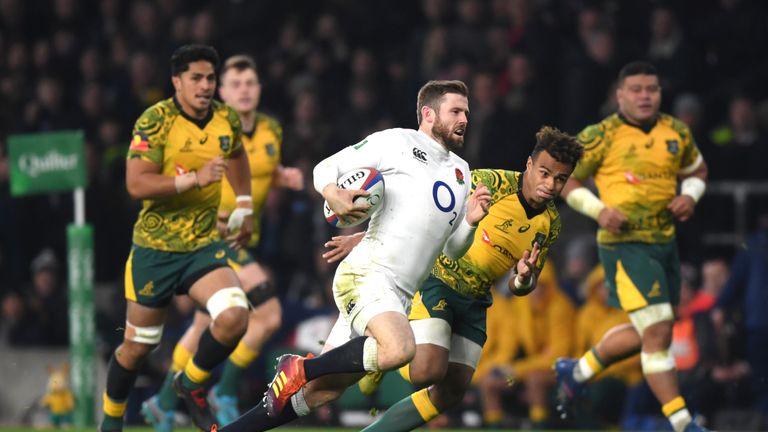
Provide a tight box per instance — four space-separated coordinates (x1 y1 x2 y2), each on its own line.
431 169 560 299
127 97 243 252
220 112 282 247
574 113 702 245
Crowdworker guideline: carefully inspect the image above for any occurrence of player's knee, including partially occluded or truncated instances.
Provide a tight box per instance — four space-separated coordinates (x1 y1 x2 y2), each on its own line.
409 361 447 387
119 339 156 363
378 338 416 370
122 321 163 361
208 287 249 340
641 349 676 375
213 307 248 340
629 304 674 350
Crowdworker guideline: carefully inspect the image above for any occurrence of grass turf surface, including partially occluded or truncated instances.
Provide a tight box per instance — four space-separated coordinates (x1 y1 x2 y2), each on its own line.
0 427 565 432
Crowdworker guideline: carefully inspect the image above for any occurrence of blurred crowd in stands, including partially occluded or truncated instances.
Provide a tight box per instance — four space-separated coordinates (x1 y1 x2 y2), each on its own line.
1 0 767 428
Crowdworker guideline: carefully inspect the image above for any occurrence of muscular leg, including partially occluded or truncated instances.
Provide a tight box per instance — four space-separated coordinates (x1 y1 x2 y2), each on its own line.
364 357 473 432
174 267 247 391
220 341 365 432
151 310 210 413
101 302 167 430
573 323 642 382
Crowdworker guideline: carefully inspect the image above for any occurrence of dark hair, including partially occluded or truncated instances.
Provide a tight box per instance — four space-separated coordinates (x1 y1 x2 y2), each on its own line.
618 61 657 83
416 80 469 124
171 44 220 76
221 54 258 77
532 126 584 168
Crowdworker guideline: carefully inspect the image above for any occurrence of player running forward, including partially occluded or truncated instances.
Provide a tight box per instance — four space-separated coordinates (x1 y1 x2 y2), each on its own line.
326 126 584 431
557 61 710 432
100 45 252 432
140 54 303 431
215 80 491 432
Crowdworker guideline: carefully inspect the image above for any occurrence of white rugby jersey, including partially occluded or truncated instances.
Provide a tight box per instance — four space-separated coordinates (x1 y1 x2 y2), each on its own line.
314 128 475 295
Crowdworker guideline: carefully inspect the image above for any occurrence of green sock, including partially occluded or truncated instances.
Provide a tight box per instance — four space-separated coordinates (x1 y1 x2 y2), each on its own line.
362 389 438 432
217 359 246 397
100 414 124 431
157 370 179 411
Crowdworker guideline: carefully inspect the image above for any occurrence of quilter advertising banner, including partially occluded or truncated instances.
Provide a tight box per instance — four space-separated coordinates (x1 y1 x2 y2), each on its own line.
8 130 87 196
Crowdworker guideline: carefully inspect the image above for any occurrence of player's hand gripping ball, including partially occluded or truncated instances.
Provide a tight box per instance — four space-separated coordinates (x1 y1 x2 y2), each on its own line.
324 167 385 228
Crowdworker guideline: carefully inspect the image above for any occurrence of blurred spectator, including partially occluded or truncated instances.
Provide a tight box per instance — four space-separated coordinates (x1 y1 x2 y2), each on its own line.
673 93 704 139
462 71 507 168
24 248 69 346
713 220 768 417
476 263 575 428
575 265 642 429
0 291 40 346
647 7 694 102
708 96 767 179
557 234 597 305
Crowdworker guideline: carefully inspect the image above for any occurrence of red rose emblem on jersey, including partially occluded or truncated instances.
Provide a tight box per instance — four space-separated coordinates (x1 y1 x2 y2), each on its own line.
455 168 465 185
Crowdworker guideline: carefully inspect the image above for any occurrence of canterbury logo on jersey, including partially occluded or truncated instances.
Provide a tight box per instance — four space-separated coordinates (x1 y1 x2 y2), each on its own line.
412 147 428 163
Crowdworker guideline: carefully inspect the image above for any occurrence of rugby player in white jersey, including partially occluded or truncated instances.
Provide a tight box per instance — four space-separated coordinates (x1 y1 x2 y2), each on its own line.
215 80 491 432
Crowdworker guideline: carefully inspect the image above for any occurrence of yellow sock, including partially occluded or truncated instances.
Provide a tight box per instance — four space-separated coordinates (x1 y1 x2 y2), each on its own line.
171 344 192 372
183 359 211 384
662 396 692 432
410 388 439 422
484 408 503 425
102 391 127 417
530 405 548 422
229 341 258 368
398 363 411 383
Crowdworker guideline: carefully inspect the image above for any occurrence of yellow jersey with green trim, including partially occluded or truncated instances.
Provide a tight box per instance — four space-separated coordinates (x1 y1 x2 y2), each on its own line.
573 113 703 245
127 97 243 252
220 111 282 247
431 169 560 299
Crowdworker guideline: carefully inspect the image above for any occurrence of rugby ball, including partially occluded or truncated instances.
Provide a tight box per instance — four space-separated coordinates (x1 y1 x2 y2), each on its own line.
324 167 385 228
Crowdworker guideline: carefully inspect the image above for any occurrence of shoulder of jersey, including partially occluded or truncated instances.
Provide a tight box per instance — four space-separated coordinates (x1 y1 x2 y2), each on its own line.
135 98 176 130
658 112 690 136
256 111 283 138
578 114 620 149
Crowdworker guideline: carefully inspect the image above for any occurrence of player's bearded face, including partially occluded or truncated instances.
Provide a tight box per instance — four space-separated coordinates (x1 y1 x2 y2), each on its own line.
432 94 468 151
618 74 661 124
174 60 216 117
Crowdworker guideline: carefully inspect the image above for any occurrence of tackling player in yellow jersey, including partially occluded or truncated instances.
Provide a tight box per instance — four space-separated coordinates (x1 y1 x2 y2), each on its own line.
556 61 710 432
141 55 303 430
324 127 584 432
100 45 252 432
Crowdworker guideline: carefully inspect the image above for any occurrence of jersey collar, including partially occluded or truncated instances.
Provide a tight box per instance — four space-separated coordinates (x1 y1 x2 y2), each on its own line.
173 96 214 130
417 130 451 159
617 111 657 134
516 171 546 219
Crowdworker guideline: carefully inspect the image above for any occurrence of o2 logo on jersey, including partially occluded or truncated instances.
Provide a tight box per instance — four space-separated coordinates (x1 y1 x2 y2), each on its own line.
432 181 458 225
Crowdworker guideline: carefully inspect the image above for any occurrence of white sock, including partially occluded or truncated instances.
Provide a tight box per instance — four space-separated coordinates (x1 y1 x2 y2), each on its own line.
362 337 379 372
669 408 692 432
290 388 310 417
573 357 596 383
